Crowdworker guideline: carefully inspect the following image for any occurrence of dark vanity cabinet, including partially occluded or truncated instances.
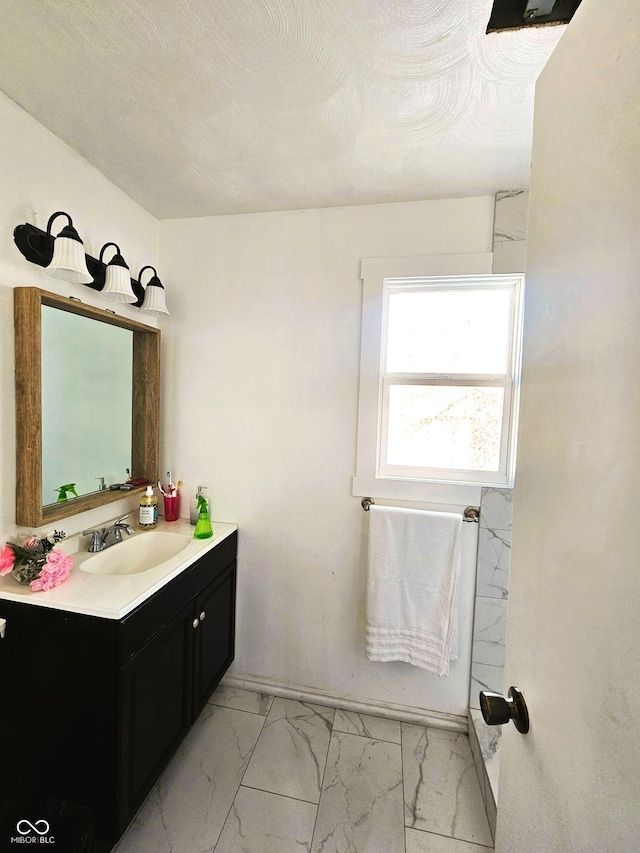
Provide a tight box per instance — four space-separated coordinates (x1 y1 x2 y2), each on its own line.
0 531 237 851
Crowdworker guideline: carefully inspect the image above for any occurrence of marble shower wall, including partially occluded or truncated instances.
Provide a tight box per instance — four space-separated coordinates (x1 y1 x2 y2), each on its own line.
469 487 513 839
470 487 513 707
492 189 529 275
468 191 527 832
469 189 527 710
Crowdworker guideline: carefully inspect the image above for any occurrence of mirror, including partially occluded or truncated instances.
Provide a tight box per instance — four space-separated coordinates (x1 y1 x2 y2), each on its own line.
42 306 133 503
15 287 160 526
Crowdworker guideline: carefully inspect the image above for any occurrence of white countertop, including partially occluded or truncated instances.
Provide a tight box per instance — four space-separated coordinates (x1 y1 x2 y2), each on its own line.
0 518 237 620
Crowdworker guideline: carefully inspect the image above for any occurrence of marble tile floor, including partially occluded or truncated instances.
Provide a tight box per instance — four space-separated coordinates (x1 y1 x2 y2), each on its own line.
114 686 493 853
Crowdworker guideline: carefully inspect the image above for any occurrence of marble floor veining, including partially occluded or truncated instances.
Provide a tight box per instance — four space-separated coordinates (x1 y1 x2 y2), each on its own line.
114 686 493 853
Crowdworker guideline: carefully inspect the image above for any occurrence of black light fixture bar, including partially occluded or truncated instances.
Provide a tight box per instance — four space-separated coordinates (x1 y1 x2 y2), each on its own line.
13 222 145 306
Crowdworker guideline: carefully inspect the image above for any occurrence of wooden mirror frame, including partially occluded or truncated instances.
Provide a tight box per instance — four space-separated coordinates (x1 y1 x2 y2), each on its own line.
14 287 160 527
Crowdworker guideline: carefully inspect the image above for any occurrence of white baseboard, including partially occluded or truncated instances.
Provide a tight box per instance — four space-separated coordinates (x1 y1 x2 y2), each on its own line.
221 670 467 733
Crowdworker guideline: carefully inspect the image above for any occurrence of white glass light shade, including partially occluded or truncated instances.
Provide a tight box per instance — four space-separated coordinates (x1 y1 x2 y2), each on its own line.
45 236 93 284
100 264 136 303
140 282 170 316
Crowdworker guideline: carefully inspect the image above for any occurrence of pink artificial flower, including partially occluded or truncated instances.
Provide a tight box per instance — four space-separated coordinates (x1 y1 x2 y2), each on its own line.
0 545 15 575
29 549 73 592
22 536 41 549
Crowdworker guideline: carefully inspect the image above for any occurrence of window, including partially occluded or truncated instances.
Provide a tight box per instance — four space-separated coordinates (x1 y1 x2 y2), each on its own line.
354 255 524 498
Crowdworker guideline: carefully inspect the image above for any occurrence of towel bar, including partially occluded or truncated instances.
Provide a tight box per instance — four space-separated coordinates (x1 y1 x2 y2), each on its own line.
360 497 479 523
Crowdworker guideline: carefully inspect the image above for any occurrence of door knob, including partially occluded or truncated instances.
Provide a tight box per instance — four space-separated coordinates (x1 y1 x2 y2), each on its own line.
479 686 529 734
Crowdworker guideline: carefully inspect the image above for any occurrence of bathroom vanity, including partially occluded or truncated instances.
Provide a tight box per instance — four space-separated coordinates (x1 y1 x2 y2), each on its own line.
0 521 237 851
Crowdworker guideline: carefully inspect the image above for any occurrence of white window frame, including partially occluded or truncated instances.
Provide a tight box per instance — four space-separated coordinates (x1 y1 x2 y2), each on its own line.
353 254 524 503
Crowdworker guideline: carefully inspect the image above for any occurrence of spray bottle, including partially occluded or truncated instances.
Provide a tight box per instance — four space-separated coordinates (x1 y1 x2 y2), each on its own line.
194 493 213 539
56 483 79 502
190 485 209 525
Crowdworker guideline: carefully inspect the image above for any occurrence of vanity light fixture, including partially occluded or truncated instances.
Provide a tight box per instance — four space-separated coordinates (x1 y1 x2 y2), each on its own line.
13 212 172 316
138 266 170 316
44 211 93 284
98 242 136 303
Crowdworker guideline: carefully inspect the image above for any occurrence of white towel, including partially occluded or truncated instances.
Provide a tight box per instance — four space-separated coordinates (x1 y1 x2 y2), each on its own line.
365 505 462 676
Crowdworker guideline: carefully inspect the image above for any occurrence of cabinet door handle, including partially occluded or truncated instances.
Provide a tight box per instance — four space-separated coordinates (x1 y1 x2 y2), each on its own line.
199 611 206 622
192 617 200 629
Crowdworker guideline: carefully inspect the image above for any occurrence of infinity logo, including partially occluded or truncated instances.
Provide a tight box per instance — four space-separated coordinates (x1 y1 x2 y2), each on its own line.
16 819 50 836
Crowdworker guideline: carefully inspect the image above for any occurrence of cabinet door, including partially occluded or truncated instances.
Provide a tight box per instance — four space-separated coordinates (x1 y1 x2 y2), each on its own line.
192 560 237 717
119 607 192 830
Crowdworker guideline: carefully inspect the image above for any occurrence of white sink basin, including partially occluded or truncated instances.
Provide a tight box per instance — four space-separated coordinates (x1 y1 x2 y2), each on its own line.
80 531 191 576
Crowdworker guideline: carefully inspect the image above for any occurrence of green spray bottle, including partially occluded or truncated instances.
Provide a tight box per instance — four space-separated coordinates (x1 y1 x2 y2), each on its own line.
194 493 213 539
56 483 79 502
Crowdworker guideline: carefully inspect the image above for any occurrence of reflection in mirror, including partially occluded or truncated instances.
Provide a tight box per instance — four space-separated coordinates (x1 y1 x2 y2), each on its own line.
41 306 133 504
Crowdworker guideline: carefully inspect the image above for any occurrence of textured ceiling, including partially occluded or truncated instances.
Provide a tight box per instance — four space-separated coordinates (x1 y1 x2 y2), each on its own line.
0 0 564 218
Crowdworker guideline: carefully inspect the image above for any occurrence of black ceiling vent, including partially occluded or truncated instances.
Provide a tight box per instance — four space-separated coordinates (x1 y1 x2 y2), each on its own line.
487 0 582 33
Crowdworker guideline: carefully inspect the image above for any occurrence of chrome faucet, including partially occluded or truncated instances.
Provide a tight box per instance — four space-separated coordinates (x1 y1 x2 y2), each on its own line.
83 515 136 553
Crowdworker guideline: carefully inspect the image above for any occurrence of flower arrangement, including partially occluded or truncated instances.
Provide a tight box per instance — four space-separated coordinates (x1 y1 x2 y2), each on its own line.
0 530 73 592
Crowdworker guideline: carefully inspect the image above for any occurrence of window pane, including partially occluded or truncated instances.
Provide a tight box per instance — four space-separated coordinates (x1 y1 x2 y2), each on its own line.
386 289 512 374
385 385 504 471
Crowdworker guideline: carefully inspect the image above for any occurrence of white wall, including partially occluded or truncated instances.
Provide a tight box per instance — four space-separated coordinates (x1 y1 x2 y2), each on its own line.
160 197 494 718
497 0 640 848
0 92 160 542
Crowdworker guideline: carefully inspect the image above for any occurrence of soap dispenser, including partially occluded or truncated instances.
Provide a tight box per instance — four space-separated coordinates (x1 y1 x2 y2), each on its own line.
139 485 158 528
194 493 213 539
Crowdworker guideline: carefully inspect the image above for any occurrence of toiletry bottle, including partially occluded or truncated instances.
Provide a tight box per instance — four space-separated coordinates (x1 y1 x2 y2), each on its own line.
190 486 209 525
139 485 158 528
194 494 213 539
